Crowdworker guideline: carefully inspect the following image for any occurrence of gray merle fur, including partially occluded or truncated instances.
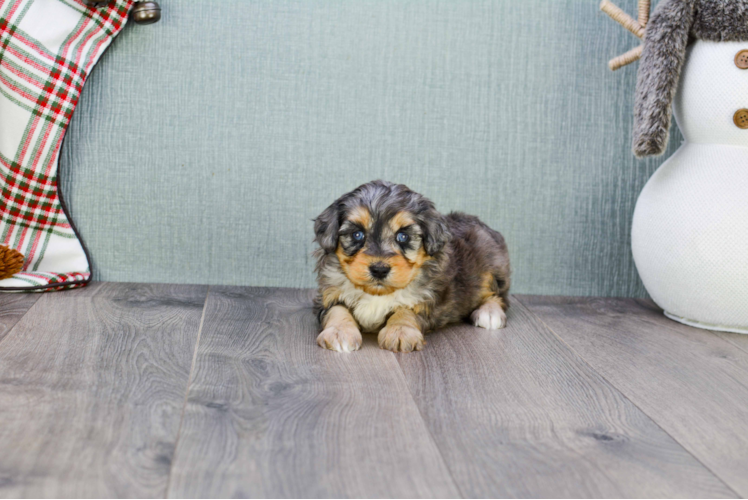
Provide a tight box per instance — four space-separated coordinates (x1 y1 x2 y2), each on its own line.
313 180 510 333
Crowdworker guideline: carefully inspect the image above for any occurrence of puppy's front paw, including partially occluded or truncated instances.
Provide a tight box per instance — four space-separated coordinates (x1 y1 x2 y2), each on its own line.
378 325 424 353
317 324 362 353
471 301 507 330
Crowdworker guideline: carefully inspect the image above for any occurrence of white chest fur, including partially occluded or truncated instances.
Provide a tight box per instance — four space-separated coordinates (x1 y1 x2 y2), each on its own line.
323 266 430 332
347 288 420 332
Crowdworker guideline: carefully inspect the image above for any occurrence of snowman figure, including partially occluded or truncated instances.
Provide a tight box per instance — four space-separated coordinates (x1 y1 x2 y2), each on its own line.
604 0 748 333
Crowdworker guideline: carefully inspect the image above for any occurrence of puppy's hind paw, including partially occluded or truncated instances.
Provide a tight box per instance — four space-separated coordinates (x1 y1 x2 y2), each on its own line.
471 301 507 330
317 325 362 353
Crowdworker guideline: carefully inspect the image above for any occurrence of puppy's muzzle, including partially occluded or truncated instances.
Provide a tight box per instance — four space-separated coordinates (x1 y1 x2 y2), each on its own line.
369 262 391 281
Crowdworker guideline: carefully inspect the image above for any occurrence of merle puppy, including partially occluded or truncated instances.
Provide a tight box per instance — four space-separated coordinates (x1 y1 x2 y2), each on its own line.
313 180 510 353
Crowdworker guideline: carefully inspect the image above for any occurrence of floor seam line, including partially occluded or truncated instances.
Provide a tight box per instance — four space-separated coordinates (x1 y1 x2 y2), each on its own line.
0 294 42 350
164 285 211 499
514 295 742 499
707 334 748 357
633 299 748 358
391 351 467 499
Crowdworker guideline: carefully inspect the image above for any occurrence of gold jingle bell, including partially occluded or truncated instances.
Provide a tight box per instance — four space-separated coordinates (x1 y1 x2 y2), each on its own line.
131 1 161 25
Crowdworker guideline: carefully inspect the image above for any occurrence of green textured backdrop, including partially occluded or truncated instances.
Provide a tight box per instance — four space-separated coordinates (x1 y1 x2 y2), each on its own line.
60 0 680 296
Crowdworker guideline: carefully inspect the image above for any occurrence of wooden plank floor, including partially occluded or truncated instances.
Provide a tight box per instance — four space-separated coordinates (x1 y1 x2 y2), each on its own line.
1 283 746 498
167 287 459 498
518 295 748 498
0 283 208 498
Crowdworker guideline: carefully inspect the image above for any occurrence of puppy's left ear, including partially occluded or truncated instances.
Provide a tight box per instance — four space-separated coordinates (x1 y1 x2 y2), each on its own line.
420 209 450 256
314 202 341 253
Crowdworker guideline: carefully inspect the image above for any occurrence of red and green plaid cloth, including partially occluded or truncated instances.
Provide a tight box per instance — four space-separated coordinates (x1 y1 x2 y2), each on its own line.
0 0 132 291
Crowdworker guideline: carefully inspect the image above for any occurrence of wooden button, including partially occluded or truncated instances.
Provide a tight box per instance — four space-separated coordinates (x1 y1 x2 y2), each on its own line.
736 50 748 69
734 109 748 129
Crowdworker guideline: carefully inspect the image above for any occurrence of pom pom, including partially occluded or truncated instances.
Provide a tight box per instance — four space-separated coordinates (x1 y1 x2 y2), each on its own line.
0 246 24 280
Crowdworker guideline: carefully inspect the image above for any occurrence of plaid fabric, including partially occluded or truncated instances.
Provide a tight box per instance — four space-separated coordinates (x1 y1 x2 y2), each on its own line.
0 0 132 291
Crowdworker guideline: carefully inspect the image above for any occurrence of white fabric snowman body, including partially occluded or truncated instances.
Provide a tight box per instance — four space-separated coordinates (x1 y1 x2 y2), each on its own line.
632 41 748 333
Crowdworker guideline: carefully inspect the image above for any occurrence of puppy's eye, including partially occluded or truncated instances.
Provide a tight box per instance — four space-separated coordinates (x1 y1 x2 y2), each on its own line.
352 231 365 242
396 232 410 244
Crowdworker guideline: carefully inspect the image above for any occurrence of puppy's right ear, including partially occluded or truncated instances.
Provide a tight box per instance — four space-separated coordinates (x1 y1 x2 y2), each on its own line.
421 209 450 256
314 202 341 253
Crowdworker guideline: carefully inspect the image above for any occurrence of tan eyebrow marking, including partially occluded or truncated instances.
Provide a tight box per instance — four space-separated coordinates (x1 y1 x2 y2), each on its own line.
390 211 415 232
348 206 372 229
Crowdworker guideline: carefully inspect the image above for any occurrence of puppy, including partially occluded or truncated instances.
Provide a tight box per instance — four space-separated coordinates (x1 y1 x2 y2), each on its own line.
313 180 510 353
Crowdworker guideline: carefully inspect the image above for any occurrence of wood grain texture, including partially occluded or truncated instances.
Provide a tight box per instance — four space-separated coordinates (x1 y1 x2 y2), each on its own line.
713 331 748 356
635 298 748 357
0 292 40 344
519 294 748 497
167 286 459 499
396 299 735 498
0 282 208 498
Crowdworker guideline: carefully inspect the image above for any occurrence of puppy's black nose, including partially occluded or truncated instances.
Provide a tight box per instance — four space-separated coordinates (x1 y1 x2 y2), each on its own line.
369 262 391 280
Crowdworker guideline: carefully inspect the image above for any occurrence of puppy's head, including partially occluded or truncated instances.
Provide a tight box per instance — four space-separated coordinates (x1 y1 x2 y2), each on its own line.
314 180 450 295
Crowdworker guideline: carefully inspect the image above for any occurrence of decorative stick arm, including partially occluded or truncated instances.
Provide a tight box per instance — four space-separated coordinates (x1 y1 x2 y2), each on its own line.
638 0 651 26
600 0 644 39
609 45 643 71
601 0 650 71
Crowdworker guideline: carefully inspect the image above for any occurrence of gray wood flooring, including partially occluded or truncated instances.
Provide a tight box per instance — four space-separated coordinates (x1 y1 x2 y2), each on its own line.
1 283 746 498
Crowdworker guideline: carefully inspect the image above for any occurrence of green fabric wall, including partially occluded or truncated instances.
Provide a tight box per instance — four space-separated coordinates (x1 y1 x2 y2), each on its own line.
60 0 679 296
